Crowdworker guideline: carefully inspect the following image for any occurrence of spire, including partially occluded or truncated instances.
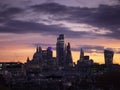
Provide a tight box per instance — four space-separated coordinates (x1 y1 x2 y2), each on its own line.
36 46 39 52
67 42 70 49
65 42 73 67
36 46 42 53
80 48 84 61
64 43 67 53
27 57 30 62
38 46 42 52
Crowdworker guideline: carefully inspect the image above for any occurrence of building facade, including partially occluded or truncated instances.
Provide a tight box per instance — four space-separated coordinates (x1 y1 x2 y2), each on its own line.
56 34 65 67
65 42 73 68
104 49 114 65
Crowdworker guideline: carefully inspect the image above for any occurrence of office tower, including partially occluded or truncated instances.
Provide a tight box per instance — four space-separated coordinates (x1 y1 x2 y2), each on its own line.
80 48 84 61
32 46 42 64
56 34 65 66
42 50 47 61
104 49 114 65
65 42 73 67
47 47 53 60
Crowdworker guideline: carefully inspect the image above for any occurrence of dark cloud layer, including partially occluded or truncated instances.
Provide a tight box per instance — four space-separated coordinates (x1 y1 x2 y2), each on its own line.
30 3 67 14
0 5 24 24
0 20 90 38
0 2 120 39
30 3 120 39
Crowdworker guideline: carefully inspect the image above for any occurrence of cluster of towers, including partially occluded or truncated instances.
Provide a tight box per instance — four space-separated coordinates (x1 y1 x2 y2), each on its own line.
56 34 73 68
26 34 73 70
26 46 54 71
26 34 115 71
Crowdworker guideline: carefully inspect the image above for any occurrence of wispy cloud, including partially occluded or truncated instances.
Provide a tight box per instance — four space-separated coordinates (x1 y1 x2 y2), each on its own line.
0 2 120 39
17 3 120 39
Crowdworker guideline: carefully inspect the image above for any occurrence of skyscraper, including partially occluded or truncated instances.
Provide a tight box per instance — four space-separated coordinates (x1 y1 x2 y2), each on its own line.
104 49 114 65
80 48 84 61
56 34 65 67
47 47 53 60
65 42 73 67
41 47 53 68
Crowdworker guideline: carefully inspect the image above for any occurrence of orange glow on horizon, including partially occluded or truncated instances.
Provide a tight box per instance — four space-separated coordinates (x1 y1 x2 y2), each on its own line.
0 47 120 65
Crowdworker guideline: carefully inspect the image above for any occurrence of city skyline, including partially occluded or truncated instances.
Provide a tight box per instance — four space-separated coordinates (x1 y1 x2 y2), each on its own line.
0 0 120 64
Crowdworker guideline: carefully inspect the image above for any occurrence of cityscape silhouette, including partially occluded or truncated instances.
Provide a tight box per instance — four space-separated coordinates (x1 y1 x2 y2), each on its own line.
0 0 120 90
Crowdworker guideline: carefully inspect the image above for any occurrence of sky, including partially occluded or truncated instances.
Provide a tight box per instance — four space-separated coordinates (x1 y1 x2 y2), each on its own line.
0 0 120 64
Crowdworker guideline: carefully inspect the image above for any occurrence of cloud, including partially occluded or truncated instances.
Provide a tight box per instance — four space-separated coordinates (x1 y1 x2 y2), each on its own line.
0 5 24 24
30 3 68 15
0 20 91 38
79 45 104 53
66 45 105 53
32 42 120 54
0 2 120 39
29 3 120 39
32 43 55 47
74 45 120 54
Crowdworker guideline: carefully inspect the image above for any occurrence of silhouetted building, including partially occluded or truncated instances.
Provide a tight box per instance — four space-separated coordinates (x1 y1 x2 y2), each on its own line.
84 56 89 61
42 50 47 61
65 42 73 67
0 62 24 77
76 49 94 73
56 34 65 67
26 46 55 72
80 48 84 61
26 46 42 71
104 49 114 65
47 47 53 60
42 47 55 70
32 46 42 65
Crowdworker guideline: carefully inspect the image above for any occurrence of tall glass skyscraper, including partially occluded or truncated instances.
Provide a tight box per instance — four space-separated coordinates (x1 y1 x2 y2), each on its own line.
56 34 65 67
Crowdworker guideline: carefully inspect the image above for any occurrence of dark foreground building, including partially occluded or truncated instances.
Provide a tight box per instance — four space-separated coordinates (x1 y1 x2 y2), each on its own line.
104 49 114 65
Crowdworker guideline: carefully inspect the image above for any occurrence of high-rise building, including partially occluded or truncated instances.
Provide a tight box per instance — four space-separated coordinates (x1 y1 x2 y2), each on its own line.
26 46 54 71
41 48 52 67
47 47 53 60
80 48 84 61
65 42 73 67
104 49 114 65
56 34 65 67
32 46 42 65
42 50 47 61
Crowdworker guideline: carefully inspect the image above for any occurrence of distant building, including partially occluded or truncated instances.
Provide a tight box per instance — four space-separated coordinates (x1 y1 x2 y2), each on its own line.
26 46 55 72
0 62 24 77
47 47 53 60
32 46 42 66
65 42 73 68
76 49 94 72
80 48 84 61
104 49 114 65
84 56 89 61
56 34 65 67
77 48 88 63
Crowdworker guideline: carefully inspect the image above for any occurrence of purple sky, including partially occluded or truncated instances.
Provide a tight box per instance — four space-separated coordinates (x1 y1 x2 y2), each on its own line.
0 0 120 63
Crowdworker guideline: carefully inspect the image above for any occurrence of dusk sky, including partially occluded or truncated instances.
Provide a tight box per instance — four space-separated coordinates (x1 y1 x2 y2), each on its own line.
0 0 120 64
